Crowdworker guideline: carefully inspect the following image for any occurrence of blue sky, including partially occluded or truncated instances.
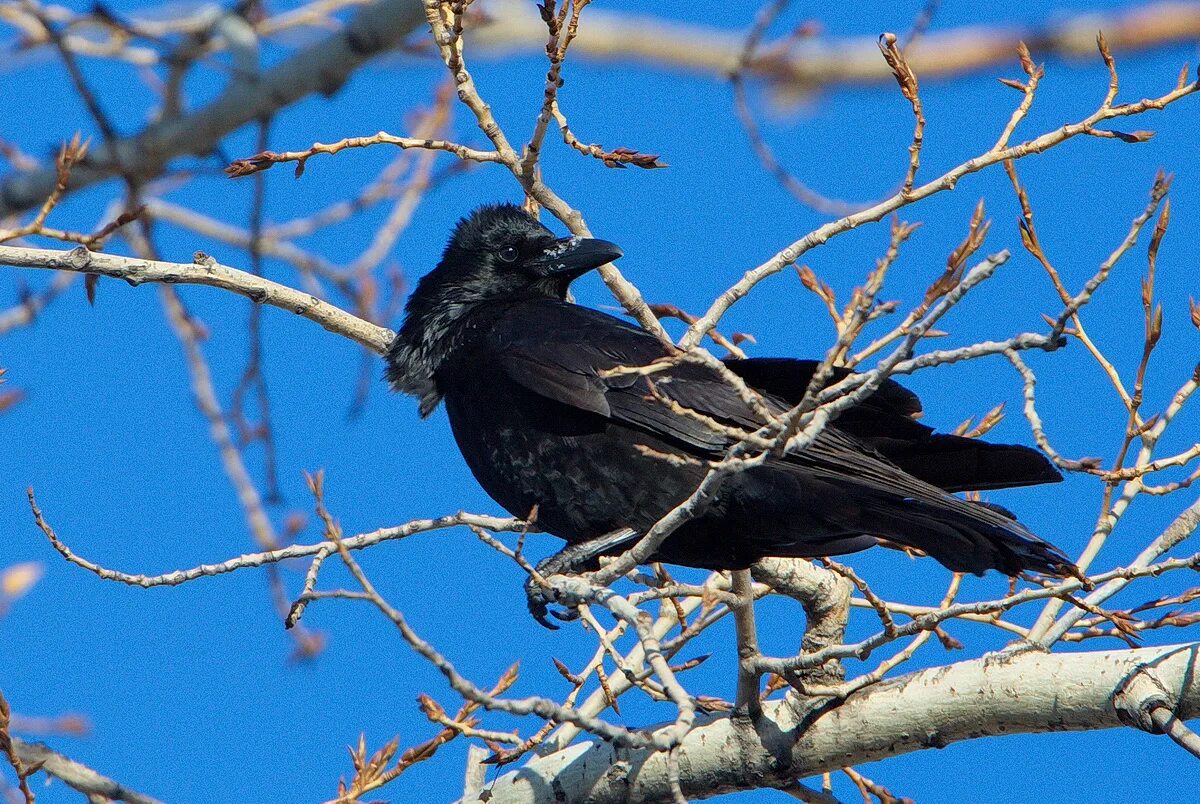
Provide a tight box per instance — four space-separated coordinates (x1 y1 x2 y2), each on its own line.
2 1 1199 801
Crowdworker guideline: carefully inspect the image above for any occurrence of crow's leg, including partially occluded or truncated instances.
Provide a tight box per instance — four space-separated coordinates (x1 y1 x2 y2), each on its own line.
526 528 640 629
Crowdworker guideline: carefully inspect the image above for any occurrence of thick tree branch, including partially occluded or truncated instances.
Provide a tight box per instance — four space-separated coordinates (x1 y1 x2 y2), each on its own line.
752 557 851 688
4 2 1197 222
474 0 1200 90
0 0 426 216
479 642 1200 803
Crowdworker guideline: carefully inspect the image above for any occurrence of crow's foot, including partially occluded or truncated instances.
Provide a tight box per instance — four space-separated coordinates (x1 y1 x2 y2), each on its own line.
525 528 639 629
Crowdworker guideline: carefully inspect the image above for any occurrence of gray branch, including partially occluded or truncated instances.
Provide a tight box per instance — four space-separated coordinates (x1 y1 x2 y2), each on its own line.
0 0 425 216
0 243 393 352
13 738 163 804
478 642 1200 803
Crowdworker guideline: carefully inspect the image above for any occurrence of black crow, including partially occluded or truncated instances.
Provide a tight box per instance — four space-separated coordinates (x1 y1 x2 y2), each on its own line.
387 204 1074 620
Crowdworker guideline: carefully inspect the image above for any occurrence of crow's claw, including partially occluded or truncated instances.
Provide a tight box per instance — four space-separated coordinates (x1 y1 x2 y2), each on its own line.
525 574 570 630
529 603 559 631
523 529 639 629
523 532 643 633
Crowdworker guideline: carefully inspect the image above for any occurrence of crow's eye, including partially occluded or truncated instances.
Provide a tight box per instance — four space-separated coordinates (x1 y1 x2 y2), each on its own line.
497 246 519 263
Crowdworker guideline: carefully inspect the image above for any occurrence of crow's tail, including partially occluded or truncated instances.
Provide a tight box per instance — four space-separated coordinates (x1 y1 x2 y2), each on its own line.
865 496 1076 578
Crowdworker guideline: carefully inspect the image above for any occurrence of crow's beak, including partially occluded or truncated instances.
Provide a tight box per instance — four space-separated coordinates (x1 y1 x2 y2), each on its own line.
530 237 623 277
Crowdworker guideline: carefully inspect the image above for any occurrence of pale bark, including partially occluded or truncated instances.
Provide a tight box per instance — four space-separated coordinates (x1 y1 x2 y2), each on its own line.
0 0 425 216
13 738 162 804
480 642 1200 803
0 243 392 352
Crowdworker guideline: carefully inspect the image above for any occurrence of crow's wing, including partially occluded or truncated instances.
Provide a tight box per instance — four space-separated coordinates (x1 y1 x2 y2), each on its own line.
491 300 766 452
722 357 1062 492
488 301 962 483
486 300 1073 575
497 350 613 417
868 433 1064 491
722 358 924 427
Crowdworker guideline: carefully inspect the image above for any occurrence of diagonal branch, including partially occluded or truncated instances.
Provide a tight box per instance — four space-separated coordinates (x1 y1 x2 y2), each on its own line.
12 738 163 804
0 0 427 216
0 244 393 352
680 64 1198 348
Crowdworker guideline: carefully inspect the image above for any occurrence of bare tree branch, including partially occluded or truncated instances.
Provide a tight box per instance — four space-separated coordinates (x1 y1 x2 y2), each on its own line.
479 643 1200 803
0 0 426 216
12 738 163 804
473 0 1200 91
0 244 392 352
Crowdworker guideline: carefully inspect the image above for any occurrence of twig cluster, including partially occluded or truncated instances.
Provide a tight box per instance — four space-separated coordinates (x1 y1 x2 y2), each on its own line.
1 2 1199 802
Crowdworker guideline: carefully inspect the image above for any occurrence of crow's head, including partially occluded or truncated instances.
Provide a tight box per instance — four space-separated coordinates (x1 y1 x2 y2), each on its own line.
387 203 622 415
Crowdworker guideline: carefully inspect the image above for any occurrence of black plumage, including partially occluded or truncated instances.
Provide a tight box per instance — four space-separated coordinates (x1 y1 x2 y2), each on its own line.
387 204 1074 587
